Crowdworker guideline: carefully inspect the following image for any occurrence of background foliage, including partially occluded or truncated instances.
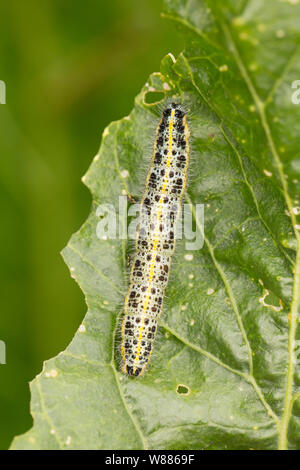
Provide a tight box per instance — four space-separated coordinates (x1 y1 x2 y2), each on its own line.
0 0 181 449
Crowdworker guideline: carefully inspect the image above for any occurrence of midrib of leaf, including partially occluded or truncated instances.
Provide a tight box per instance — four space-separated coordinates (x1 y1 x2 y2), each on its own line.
219 20 300 451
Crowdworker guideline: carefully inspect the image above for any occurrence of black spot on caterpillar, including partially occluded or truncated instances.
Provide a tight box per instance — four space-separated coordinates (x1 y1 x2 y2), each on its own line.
121 102 190 377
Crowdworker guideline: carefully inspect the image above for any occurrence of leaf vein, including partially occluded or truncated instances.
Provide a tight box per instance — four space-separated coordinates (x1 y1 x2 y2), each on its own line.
35 377 64 449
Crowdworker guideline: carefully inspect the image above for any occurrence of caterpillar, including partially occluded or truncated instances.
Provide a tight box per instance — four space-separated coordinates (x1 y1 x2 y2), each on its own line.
120 102 190 377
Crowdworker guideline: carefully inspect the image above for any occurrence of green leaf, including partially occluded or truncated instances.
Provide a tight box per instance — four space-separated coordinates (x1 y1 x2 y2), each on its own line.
11 0 300 450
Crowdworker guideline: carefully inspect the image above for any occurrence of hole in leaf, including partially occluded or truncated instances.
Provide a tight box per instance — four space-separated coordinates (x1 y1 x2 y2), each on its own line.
176 384 190 395
259 288 283 312
144 91 165 104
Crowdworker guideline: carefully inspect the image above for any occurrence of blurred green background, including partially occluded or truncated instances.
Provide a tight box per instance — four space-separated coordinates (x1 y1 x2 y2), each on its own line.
0 0 182 449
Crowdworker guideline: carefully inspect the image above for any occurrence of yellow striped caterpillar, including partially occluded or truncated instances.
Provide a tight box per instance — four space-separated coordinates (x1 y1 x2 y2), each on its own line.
120 102 190 377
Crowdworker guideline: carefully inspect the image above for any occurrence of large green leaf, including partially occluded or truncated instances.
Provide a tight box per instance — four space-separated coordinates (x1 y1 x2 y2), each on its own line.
11 0 300 450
